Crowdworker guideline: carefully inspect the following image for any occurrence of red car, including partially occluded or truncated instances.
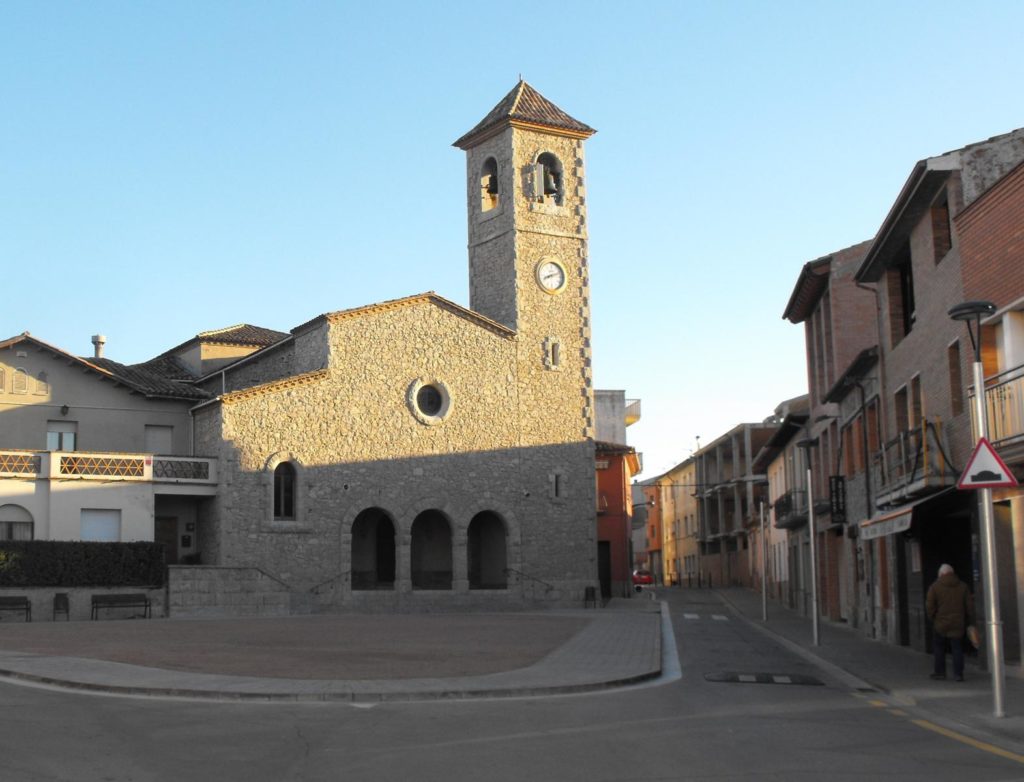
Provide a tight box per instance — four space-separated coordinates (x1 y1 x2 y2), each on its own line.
632 569 654 588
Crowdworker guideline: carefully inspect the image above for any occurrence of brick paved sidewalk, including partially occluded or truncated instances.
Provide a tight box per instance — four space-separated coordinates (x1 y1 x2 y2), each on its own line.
0 600 662 701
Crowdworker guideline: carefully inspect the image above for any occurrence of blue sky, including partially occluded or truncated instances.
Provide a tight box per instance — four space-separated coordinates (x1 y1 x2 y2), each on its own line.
3 2 1024 477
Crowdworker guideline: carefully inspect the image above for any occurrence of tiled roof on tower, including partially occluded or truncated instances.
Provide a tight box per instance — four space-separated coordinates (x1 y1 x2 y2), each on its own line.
453 81 595 149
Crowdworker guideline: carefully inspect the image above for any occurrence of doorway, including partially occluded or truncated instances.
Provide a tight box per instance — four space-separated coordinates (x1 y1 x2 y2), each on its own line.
155 516 178 565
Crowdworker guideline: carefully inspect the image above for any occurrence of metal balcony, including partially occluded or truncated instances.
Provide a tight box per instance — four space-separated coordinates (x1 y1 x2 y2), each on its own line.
871 419 958 507
970 364 1024 450
772 488 808 530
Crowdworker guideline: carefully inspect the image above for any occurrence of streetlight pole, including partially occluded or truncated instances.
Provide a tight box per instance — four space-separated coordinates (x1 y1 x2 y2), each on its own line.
797 438 820 646
760 500 768 622
806 465 820 646
949 300 1004 718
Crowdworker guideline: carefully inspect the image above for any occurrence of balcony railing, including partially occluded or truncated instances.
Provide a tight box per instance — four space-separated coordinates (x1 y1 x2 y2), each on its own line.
773 488 808 530
0 450 216 485
624 399 642 426
871 419 957 506
0 451 42 477
153 456 216 483
970 365 1024 448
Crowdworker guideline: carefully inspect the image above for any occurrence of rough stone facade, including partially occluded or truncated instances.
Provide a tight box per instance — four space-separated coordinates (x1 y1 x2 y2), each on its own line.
189 84 599 611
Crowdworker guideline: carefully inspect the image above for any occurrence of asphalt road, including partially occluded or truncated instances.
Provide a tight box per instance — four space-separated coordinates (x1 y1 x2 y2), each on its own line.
2 591 1023 782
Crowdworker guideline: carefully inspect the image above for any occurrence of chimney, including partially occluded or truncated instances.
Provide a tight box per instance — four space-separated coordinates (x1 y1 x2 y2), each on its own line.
91 334 107 359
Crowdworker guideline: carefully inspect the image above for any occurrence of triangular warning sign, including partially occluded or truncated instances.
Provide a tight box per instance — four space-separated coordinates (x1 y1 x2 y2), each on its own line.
958 437 1020 489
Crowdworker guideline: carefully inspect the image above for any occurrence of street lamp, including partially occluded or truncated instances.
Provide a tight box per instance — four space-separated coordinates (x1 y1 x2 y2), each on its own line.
948 299 1004 717
796 437 820 646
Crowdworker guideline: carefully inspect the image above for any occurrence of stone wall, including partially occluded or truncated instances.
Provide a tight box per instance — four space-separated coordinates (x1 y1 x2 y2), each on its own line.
185 100 599 612
192 295 596 607
166 565 294 617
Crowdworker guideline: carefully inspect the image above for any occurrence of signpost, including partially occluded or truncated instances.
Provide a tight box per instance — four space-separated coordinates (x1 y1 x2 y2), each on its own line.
957 437 1017 718
957 437 1018 491
949 299 1011 718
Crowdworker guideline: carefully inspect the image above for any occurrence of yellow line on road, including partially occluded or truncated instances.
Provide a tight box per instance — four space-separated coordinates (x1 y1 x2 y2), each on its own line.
912 719 1024 765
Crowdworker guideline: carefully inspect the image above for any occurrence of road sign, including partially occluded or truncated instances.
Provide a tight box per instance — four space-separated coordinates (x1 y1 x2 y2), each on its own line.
957 437 1019 489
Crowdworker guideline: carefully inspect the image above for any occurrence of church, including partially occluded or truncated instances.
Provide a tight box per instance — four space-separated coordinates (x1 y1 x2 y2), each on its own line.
0 82 601 612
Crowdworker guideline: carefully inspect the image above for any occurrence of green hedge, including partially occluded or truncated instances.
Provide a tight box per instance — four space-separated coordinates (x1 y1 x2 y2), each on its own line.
0 541 165 587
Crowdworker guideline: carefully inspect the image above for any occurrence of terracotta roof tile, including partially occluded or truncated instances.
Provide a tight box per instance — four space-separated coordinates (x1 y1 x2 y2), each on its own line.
453 81 595 149
194 324 289 347
136 354 198 381
87 357 211 401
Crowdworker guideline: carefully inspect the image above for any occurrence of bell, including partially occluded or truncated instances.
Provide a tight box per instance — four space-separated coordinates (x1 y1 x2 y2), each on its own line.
486 174 498 195
543 168 558 195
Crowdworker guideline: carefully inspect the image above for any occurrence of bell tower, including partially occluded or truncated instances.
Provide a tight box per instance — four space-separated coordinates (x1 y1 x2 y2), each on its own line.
453 81 597 441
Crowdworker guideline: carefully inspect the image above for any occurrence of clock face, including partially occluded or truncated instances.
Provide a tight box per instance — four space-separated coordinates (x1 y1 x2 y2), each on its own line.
536 260 567 293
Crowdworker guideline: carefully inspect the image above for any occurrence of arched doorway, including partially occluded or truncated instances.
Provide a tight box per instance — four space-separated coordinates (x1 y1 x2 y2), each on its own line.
410 510 452 590
468 511 507 589
351 508 396 590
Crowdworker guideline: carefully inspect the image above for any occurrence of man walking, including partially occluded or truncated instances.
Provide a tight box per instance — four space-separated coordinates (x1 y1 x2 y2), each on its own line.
926 563 975 681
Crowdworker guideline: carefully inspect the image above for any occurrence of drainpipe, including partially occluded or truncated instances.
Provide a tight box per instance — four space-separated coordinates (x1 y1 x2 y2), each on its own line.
856 280 885 639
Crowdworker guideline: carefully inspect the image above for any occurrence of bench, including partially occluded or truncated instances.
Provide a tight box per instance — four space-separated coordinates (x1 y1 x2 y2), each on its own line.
90 593 152 620
0 595 32 622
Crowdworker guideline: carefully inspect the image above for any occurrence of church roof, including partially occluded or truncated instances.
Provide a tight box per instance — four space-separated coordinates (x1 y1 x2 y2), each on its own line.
453 81 595 149
292 292 515 338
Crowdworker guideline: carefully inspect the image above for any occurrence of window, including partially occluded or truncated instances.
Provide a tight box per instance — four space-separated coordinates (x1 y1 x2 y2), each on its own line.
543 336 562 370
46 420 77 451
948 341 964 417
0 366 5 392
416 385 443 416
480 157 499 212
80 509 121 541
886 246 915 342
550 470 566 501
34 371 49 396
407 378 452 425
144 425 174 454
12 368 28 394
0 504 34 540
910 375 923 428
273 462 296 520
534 152 563 205
894 386 909 434
931 191 952 262
866 399 880 453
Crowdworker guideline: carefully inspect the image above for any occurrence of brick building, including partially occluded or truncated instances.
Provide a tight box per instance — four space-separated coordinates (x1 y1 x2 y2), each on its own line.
783 241 877 629
851 128 1024 655
954 157 1024 665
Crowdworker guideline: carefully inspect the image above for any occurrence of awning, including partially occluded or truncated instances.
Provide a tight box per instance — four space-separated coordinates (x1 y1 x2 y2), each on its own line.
859 488 956 541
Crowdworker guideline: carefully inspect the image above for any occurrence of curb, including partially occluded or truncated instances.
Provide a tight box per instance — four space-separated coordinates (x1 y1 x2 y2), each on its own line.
0 610 664 703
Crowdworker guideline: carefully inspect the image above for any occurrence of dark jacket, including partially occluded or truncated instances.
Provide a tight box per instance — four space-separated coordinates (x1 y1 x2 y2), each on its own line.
926 571 975 639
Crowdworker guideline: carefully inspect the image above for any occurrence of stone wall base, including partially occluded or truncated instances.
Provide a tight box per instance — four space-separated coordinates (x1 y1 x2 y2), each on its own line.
0 586 164 622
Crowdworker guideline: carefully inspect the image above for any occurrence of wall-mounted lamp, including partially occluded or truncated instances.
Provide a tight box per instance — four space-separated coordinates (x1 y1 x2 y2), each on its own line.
60 404 69 416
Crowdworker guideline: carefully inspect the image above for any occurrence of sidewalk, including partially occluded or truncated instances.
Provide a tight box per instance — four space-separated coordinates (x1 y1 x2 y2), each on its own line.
714 587 1024 751
0 599 662 702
